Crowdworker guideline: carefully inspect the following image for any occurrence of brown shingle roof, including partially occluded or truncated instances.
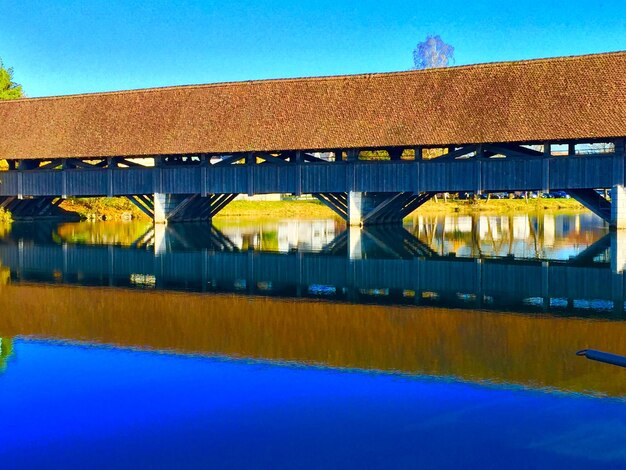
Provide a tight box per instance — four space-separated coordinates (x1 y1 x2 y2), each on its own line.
1 51 625 160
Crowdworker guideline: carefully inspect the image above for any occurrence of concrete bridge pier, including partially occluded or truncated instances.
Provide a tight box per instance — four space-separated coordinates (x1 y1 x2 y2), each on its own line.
348 225 437 260
346 191 434 226
611 185 626 230
611 230 626 274
153 194 186 224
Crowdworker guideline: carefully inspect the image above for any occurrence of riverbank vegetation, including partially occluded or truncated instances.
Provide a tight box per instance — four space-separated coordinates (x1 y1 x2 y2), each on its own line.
216 197 586 219
0 208 11 223
50 198 586 220
0 196 587 222
415 197 584 215
59 197 144 221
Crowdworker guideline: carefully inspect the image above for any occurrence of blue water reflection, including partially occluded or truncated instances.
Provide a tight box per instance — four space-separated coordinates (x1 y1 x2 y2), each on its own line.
1 339 626 469
1 215 625 467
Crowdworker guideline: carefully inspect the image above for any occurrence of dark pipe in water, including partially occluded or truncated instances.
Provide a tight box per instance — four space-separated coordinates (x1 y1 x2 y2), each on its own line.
577 349 626 369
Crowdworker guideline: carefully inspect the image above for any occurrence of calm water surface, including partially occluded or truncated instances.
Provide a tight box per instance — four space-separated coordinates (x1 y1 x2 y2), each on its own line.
1 212 626 469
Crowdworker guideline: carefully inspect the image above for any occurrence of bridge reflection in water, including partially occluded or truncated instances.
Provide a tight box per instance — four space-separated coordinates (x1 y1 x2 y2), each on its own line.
0 220 622 313
1 220 626 397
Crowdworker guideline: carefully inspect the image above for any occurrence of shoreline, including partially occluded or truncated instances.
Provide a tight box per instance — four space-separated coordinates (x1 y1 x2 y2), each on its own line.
212 198 588 219
1 197 590 223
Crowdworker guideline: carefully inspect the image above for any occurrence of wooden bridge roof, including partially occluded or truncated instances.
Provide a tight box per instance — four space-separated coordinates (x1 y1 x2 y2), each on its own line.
1 51 625 160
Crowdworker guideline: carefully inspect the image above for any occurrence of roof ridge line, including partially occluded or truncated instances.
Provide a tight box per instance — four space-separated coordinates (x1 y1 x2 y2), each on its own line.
1 49 624 103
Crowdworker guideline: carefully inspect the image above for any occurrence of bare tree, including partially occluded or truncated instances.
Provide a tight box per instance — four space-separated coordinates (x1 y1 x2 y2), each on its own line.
413 35 454 70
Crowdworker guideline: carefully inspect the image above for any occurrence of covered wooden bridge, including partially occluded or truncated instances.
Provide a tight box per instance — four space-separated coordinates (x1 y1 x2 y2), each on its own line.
0 51 625 225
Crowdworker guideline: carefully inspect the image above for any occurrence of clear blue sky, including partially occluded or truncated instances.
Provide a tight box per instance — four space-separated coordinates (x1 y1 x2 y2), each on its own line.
1 0 625 97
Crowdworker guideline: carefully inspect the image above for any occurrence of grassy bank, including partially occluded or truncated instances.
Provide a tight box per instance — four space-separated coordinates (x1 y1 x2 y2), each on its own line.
216 197 586 219
59 197 144 220
0 196 587 223
415 197 585 215
215 200 337 219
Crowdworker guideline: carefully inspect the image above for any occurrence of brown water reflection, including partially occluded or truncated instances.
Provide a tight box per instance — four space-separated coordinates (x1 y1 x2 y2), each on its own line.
2 283 626 396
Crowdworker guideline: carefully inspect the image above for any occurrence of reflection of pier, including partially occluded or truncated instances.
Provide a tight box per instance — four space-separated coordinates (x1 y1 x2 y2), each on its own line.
410 212 607 259
1 225 624 314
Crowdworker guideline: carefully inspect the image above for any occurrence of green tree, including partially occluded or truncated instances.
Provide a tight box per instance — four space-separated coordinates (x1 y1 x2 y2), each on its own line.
0 59 23 100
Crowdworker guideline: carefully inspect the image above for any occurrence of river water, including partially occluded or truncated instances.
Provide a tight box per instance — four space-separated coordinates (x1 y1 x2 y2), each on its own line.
1 212 626 468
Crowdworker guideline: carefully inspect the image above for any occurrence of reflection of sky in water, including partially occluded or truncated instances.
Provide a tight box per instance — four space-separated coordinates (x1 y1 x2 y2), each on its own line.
219 219 340 252
2 339 626 469
214 213 608 260
7 212 608 261
409 212 607 260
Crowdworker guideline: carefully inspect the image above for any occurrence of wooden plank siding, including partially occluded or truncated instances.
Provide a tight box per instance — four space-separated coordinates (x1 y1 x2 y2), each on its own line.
482 159 544 191
353 162 415 192
111 168 154 195
549 156 616 189
66 170 109 196
301 164 347 193
0 154 619 198
21 171 64 196
419 160 479 192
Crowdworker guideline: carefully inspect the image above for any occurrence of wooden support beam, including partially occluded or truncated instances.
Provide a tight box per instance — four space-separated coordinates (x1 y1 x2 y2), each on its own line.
165 195 200 221
117 158 151 168
192 197 217 220
245 152 255 166
346 150 359 162
127 195 154 219
213 154 246 166
257 153 289 165
542 143 550 192
568 142 576 156
495 144 544 157
566 189 611 222
362 192 411 224
39 160 63 169
422 145 476 160
483 144 543 159
544 142 552 157
302 153 331 163
397 192 435 219
414 146 423 160
313 193 348 219
388 148 403 161
209 193 238 218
